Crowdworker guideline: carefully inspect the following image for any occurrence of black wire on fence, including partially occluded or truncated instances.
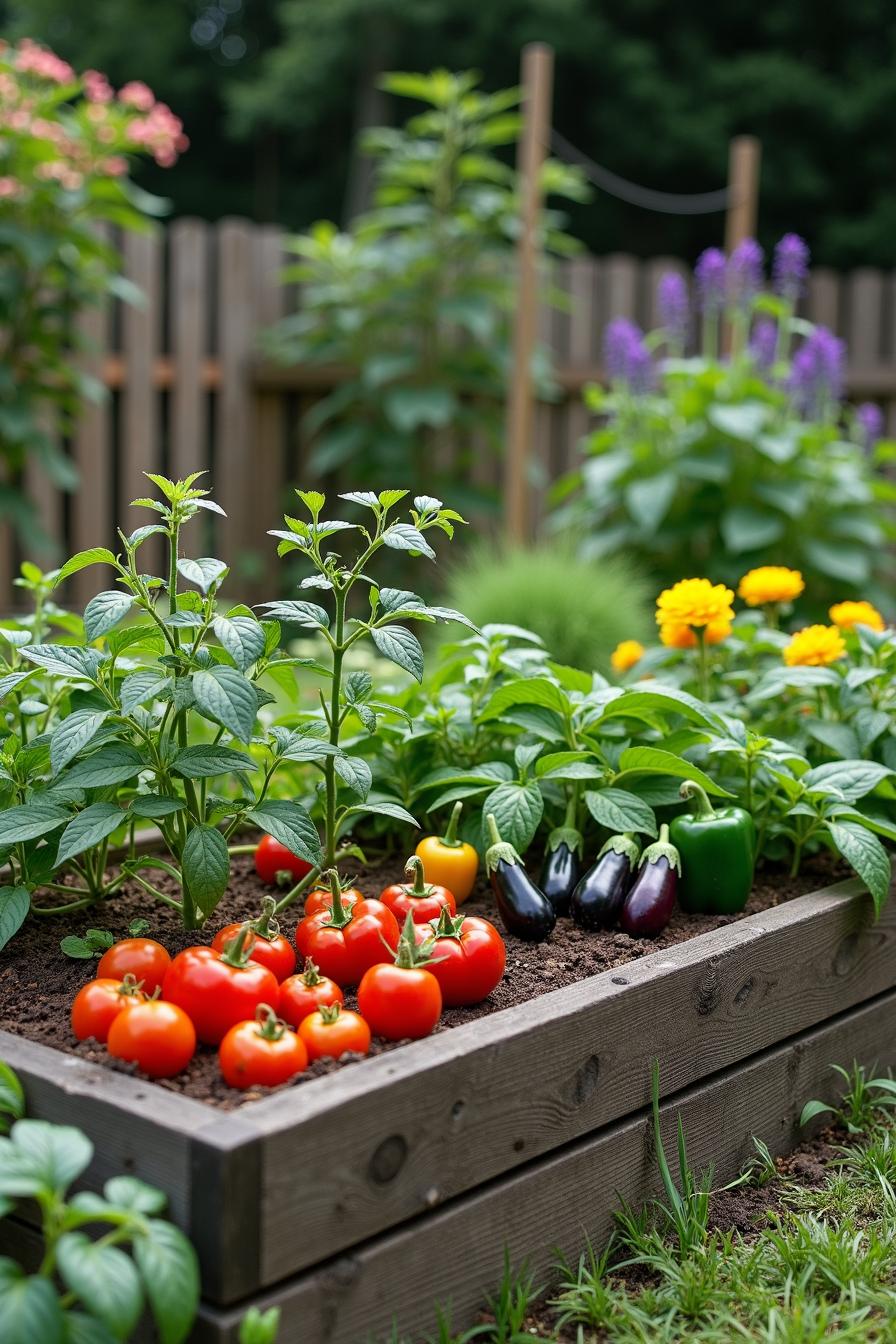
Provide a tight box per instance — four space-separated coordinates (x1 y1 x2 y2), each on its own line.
549 128 732 216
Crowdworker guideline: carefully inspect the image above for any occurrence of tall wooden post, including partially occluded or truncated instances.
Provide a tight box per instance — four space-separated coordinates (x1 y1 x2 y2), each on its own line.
504 43 553 544
724 135 761 252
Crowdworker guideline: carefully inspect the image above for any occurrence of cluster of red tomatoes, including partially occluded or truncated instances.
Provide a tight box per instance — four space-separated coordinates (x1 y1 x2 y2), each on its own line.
69 849 505 1091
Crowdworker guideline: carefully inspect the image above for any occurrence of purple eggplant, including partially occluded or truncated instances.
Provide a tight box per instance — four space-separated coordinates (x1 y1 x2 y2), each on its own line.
571 833 641 930
620 825 681 938
539 807 584 917
485 814 556 942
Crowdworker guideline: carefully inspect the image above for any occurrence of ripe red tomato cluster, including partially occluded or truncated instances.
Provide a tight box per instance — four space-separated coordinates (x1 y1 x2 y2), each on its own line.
67 849 506 1092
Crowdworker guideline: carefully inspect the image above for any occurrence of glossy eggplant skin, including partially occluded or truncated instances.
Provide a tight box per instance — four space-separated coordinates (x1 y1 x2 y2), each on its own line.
619 826 681 938
490 859 557 942
540 841 580 917
571 849 635 930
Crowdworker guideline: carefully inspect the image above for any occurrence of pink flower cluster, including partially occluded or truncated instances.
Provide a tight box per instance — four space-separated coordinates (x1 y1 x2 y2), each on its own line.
126 99 189 167
13 37 74 85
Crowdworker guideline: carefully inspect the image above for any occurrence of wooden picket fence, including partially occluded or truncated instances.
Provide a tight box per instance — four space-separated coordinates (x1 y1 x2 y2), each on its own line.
9 216 896 609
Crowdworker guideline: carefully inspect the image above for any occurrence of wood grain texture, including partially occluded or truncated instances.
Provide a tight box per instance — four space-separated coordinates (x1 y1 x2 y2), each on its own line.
215 218 254 561
121 227 162 572
70 276 113 609
170 217 209 483
191 986 896 1343
249 224 287 600
251 876 896 1283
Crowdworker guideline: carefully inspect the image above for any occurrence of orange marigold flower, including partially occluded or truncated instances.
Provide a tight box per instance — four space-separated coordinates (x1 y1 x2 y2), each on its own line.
655 578 734 632
610 639 645 673
737 566 804 607
659 619 731 649
828 600 885 633
783 625 846 667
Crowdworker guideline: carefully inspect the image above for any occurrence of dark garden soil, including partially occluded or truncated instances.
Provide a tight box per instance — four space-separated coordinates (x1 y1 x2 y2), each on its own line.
0 848 847 1109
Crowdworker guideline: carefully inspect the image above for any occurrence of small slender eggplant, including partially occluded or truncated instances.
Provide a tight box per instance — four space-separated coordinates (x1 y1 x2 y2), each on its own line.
620 825 681 938
571 833 641 930
485 813 556 942
539 799 584 916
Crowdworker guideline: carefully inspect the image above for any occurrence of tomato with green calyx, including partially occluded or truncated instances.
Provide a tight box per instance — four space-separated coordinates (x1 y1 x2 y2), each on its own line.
380 855 456 925
279 957 344 1029
298 1003 371 1062
255 833 315 887
304 878 363 918
212 896 296 983
162 925 280 1044
219 1003 308 1089
296 869 399 987
357 912 443 1040
415 801 479 905
107 998 196 1078
422 907 505 1007
96 938 171 995
71 974 146 1043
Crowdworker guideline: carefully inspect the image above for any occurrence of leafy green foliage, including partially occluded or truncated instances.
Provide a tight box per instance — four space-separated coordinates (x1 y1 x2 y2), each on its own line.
0 1062 198 1343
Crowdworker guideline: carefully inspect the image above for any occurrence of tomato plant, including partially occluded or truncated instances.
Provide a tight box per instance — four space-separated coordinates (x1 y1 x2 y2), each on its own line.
212 897 296 982
379 855 456 924
218 1005 308 1090
278 958 344 1029
107 998 197 1078
298 1003 371 1061
254 833 314 887
96 937 171 995
295 869 399 987
162 926 280 1044
70 974 145 1043
422 908 506 1006
304 879 363 918
357 913 443 1040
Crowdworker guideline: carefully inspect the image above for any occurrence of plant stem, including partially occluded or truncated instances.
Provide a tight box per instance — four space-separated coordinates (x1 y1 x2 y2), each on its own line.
273 865 320 916
696 630 709 702
323 586 347 869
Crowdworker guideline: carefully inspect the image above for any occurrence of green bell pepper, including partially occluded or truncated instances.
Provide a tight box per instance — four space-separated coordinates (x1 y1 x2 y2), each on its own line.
669 781 756 915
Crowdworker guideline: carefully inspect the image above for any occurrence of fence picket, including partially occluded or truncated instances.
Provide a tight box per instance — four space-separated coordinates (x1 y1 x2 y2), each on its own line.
170 218 209 485
70 265 113 608
252 225 287 597
121 227 162 572
216 219 254 563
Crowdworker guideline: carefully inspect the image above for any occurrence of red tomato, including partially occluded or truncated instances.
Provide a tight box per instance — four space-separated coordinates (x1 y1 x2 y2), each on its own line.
96 939 171 995
380 856 456 925
162 935 280 1045
424 913 506 1007
296 894 399 988
304 885 363 918
358 962 442 1041
218 1007 308 1090
71 976 145 1043
107 999 196 1078
298 1004 371 1062
212 923 295 983
279 958 344 1029
254 834 314 886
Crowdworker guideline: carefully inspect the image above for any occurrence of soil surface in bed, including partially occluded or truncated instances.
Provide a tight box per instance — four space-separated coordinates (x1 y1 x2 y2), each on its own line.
0 850 846 1109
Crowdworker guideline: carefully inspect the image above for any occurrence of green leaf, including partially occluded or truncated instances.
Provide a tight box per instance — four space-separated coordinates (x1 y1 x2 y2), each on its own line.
129 794 186 820
192 667 257 743
63 744 145 789
342 800 419 828
828 821 892 916
56 804 123 865
245 801 322 867
382 386 457 432
707 401 768 441
0 801 71 845
103 1175 167 1215
239 1306 282 1344
181 825 229 917
54 548 117 586
172 745 255 779
119 671 170 714
615 747 732 797
804 720 860 761
334 754 372 799
720 506 785 554
0 887 30 953
256 600 329 629
56 1234 143 1341
4 1119 93 1196
803 761 894 803
624 472 677 532
799 1099 834 1127
133 1219 200 1344
177 557 227 593
370 625 424 681
481 782 543 853
599 686 723 732
382 523 436 560
212 616 265 671
805 540 870 585
64 1312 119 1344
0 1063 24 1133
83 591 135 642
480 677 570 721
0 1264 65 1344
50 710 111 776
0 670 33 699
584 789 658 836
19 645 104 681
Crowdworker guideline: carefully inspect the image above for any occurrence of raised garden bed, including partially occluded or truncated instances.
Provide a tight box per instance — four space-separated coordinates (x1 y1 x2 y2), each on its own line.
2 857 895 1342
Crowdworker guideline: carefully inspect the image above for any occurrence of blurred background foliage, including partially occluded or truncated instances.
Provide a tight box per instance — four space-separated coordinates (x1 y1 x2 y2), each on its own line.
4 0 896 266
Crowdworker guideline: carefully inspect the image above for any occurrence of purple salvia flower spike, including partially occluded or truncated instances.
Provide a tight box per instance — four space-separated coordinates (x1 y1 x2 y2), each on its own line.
727 238 764 309
773 233 809 302
749 318 778 373
694 247 726 314
657 272 689 350
856 401 884 449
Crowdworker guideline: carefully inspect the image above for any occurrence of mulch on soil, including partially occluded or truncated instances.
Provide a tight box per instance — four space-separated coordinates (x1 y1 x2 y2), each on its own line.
0 848 847 1109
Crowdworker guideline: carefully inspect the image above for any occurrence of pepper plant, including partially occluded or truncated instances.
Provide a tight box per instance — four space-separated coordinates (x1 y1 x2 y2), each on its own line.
0 1059 199 1343
260 488 472 869
0 473 322 948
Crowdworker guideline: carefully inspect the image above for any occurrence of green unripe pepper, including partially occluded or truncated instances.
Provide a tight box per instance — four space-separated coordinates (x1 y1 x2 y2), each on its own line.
669 781 756 915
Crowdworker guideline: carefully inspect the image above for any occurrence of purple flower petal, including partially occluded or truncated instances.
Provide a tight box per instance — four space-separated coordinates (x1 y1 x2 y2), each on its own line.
695 247 726 314
727 238 764 309
750 318 778 373
657 272 689 348
773 233 809 302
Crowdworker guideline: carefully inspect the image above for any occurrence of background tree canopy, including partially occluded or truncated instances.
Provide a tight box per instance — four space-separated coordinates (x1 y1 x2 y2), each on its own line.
4 0 896 266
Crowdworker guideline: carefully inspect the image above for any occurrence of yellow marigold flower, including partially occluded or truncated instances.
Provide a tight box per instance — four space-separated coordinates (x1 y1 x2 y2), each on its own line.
659 619 732 649
783 624 847 667
611 639 645 673
828 600 885 632
738 566 805 607
655 578 734 632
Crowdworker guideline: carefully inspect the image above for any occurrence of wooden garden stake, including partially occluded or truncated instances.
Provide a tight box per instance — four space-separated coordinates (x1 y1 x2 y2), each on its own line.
724 135 761 253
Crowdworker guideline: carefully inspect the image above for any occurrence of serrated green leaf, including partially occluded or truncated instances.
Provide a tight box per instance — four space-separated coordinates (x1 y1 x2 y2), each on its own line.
83 591 135 642
54 547 117 586
0 801 71 845
584 788 657 836
382 523 436 559
370 625 424 681
192 667 257 743
480 782 543 853
334 754 372 799
177 557 227 593
50 710 111 776
119 671 170 714
212 616 265 671
172 745 254 779
245 801 322 866
63 744 144 789
828 821 892 916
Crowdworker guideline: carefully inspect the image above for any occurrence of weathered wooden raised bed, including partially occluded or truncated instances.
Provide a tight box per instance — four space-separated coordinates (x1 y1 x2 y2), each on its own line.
3 871 896 1342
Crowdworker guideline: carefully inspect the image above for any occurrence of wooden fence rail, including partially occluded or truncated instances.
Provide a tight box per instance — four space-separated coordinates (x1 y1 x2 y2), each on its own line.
7 217 896 609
